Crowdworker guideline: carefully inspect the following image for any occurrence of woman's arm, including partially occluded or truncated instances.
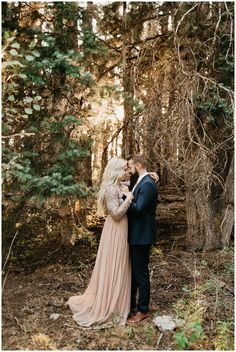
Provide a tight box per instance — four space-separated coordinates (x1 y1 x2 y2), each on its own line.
105 185 133 221
148 171 159 183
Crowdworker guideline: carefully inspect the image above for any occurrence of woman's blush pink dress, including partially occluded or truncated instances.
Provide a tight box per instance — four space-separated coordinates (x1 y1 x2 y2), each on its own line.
67 183 132 327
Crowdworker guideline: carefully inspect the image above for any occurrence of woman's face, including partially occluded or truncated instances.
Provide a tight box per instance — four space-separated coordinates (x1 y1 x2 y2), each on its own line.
118 164 131 182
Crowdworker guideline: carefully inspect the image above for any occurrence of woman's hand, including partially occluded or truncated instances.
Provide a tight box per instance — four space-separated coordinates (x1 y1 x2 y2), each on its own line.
126 191 134 202
148 171 159 183
120 185 133 202
120 185 130 194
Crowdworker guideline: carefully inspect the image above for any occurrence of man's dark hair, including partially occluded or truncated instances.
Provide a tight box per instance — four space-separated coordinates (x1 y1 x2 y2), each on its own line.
130 154 147 168
126 154 134 161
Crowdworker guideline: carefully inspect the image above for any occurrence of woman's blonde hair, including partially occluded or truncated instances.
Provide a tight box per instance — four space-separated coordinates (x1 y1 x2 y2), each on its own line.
97 156 127 216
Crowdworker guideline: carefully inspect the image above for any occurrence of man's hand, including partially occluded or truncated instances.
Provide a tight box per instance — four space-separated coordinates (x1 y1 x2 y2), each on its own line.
148 171 159 183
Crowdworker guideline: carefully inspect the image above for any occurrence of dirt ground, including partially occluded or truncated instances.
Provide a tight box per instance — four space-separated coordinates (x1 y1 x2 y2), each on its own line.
2 230 234 351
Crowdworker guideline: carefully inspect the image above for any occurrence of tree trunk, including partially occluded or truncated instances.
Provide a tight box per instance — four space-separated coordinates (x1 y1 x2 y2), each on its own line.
79 2 94 187
184 152 222 252
121 2 135 158
220 156 234 246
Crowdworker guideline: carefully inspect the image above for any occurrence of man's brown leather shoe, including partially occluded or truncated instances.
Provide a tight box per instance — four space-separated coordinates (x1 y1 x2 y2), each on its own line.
127 308 137 319
126 311 150 324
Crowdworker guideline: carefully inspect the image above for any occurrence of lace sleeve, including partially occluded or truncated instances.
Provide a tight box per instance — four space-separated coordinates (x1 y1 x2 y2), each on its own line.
105 185 132 221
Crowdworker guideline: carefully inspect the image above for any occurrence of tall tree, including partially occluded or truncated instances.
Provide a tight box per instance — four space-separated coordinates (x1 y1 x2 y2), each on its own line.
2 2 100 253
133 1 234 251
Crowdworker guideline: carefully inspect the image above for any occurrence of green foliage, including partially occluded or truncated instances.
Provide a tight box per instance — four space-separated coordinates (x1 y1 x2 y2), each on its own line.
144 322 156 345
2 27 94 204
175 321 205 350
126 326 135 339
194 85 233 126
175 331 189 350
173 284 207 350
214 319 234 350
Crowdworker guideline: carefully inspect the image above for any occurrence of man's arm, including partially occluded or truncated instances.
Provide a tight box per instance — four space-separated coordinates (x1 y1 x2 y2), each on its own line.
129 182 154 216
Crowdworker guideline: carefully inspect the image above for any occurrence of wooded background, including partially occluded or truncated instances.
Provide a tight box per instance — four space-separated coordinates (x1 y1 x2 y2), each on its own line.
2 2 234 351
2 1 234 256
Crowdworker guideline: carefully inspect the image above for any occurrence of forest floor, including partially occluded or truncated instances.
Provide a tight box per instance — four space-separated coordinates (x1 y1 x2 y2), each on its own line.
2 193 234 350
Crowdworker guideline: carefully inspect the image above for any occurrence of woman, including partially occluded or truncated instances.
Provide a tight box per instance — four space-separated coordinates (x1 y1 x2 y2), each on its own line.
66 157 134 328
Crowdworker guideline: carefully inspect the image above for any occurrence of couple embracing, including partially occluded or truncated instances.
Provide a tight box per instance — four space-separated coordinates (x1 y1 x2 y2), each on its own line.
66 154 159 327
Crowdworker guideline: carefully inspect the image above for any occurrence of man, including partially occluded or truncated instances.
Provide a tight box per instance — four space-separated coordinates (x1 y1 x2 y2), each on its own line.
122 154 158 324
126 154 159 190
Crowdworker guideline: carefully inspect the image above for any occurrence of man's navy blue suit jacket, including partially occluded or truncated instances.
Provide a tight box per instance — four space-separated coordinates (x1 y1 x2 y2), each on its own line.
127 174 158 245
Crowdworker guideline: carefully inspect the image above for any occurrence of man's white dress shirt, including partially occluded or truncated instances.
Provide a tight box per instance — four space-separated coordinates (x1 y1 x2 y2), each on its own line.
131 170 149 193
